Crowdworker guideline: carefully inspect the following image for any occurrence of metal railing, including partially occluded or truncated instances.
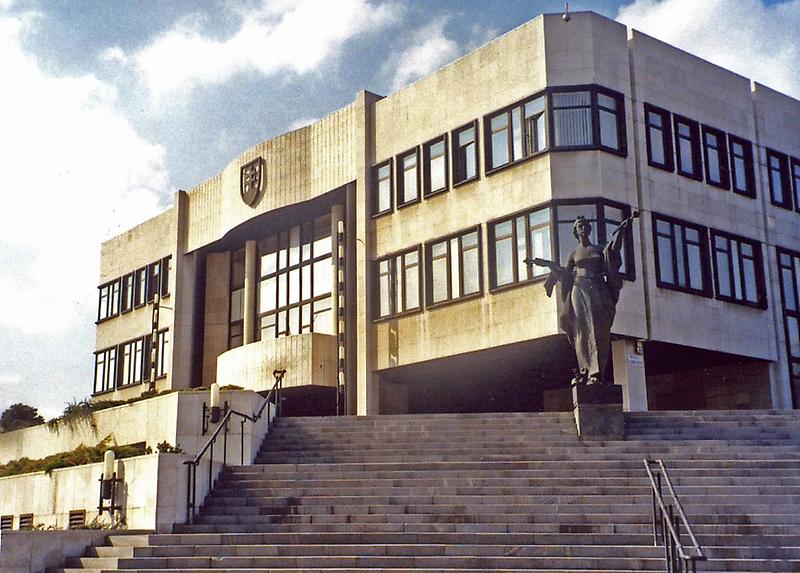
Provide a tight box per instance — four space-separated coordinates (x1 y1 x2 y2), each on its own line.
184 370 286 524
644 459 706 573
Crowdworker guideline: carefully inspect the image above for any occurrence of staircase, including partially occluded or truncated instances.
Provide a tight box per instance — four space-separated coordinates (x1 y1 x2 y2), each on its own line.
53 410 800 572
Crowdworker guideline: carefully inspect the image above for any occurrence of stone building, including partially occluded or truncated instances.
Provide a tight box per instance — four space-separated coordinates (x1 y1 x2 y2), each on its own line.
91 10 800 416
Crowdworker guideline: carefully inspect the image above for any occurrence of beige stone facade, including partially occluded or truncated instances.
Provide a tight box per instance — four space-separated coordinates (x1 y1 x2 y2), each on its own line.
91 11 800 414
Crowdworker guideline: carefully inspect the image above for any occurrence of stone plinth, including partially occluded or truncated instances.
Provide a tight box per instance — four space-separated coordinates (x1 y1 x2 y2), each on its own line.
572 384 624 438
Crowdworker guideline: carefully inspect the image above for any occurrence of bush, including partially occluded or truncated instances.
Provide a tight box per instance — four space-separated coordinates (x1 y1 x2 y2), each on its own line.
0 403 44 432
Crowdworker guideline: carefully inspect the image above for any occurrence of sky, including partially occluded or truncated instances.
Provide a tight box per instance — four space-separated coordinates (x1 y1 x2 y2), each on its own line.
0 0 798 420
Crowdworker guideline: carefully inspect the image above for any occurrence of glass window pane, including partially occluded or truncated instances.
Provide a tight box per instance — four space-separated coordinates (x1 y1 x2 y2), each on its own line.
675 227 686 286
261 313 276 338
687 243 703 290
495 234 513 286
716 251 731 297
278 273 287 307
679 137 694 173
742 257 758 303
530 224 551 278
288 306 300 336
430 154 446 192
463 244 480 295
464 142 476 179
260 277 277 313
512 107 523 160
649 125 665 164
289 226 300 266
230 287 244 322
379 260 391 317
313 298 333 334
288 268 300 305
731 241 742 300
314 214 332 256
432 250 448 303
782 267 797 311
658 236 675 284
516 217 527 280
491 114 509 168
787 316 800 358
599 109 619 149
450 238 461 298
313 259 332 297
402 153 418 203
301 264 312 301
404 255 420 310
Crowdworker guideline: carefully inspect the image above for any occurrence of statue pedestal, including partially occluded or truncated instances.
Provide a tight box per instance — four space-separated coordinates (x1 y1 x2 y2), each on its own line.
572 384 624 438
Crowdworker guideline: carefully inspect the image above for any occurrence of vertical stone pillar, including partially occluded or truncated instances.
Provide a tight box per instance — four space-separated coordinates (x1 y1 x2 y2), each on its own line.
612 338 648 411
243 240 257 344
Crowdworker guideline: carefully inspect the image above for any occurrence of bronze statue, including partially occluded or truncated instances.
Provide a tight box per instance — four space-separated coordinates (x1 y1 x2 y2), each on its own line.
531 212 638 385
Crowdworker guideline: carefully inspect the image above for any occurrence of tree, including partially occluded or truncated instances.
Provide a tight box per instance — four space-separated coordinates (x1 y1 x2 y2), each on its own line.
0 403 44 432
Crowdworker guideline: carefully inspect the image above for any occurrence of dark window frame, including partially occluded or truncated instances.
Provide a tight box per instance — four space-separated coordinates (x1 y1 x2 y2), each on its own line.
643 103 674 171
18 514 33 531
134 267 147 308
425 226 484 309
777 246 800 409
701 124 730 190
766 149 793 210
487 204 553 291
373 246 423 322
0 515 12 530
68 510 87 530
423 135 449 197
451 120 480 187
395 147 421 209
728 135 757 198
791 157 800 214
118 335 147 388
372 159 394 217
651 213 712 297
710 229 767 309
673 114 703 181
120 273 134 314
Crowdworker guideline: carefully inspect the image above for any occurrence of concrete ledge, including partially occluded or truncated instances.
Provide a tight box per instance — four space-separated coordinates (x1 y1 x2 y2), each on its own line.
573 384 624 438
0 529 149 573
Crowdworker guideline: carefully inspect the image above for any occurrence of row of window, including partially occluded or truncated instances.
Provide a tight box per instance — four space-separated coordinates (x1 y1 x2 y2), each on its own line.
778 248 800 408
93 330 170 395
375 199 635 319
97 256 172 323
373 85 627 217
645 103 800 212
1 514 33 531
653 213 767 308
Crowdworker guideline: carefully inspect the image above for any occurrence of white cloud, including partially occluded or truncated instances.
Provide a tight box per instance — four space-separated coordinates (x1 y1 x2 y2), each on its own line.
0 374 21 387
100 46 128 65
617 0 800 99
0 13 170 334
287 116 319 131
130 0 401 99
389 18 460 92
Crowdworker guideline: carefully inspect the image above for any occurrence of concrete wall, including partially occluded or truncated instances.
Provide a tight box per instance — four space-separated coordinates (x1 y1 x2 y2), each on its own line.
217 333 338 392
0 530 145 573
0 390 265 465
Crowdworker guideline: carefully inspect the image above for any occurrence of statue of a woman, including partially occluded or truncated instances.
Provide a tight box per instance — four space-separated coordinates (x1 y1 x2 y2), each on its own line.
532 212 638 385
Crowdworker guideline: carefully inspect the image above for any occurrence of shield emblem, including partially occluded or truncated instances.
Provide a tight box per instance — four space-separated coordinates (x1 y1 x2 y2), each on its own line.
240 157 264 206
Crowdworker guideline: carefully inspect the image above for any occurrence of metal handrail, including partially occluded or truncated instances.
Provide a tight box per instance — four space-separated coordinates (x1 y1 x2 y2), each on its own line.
184 370 286 524
644 459 706 573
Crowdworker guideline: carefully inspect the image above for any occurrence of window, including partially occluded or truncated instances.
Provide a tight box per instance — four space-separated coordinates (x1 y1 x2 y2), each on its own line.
596 92 622 151
121 273 134 313
93 347 117 394
68 510 86 530
156 329 170 378
423 136 448 196
728 135 756 198
134 267 147 308
551 90 593 148
119 337 145 387
486 96 547 171
778 248 800 408
375 248 421 319
258 215 333 340
702 125 729 189
792 158 800 212
711 231 765 307
229 248 245 348
767 149 792 209
97 280 120 322
160 256 171 297
18 514 33 531
373 160 392 215
644 104 673 171
0 516 12 530
396 148 420 207
673 115 702 180
488 207 551 289
426 229 482 306
452 121 478 185
652 215 710 296
147 261 161 303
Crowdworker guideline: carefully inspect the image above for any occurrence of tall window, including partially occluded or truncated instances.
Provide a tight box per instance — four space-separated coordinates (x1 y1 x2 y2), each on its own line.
778 248 800 408
156 329 170 378
134 267 147 308
792 158 800 212
426 228 482 306
97 280 120 322
597 92 621 150
652 215 709 295
489 207 551 289
229 248 245 348
373 160 392 215
396 148 420 207
119 338 145 387
551 91 593 148
258 214 333 340
673 115 702 180
486 96 547 171
121 273 134 313
702 125 729 189
93 347 117 394
728 135 756 198
423 136 448 196
710 231 765 307
452 121 478 185
644 104 673 171
767 149 792 209
375 248 421 319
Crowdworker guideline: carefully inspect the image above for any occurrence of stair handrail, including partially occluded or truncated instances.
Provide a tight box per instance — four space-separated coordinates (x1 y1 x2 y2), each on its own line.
183 370 286 524
644 458 706 573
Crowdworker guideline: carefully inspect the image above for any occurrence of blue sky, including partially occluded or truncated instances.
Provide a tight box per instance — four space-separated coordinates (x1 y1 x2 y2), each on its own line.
0 0 798 419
